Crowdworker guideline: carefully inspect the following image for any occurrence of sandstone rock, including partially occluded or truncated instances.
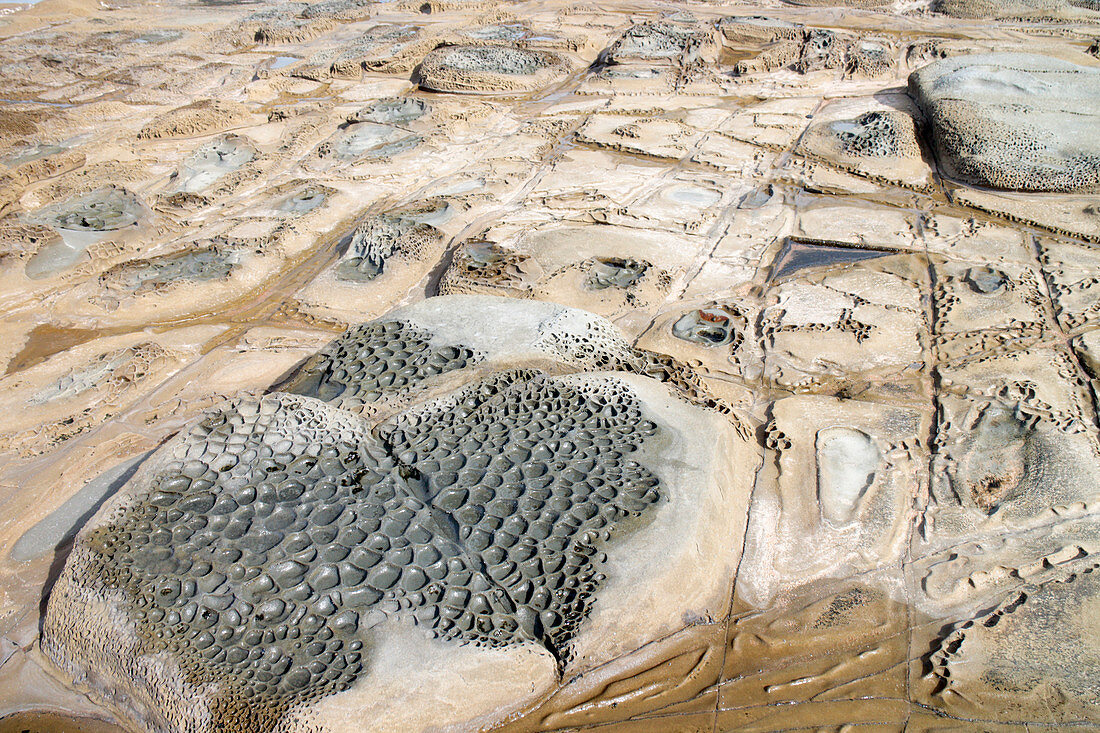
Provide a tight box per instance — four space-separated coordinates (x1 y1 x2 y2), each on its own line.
417 45 571 94
42 296 754 733
728 26 894 78
5 0 1100 729
290 200 452 323
799 100 931 187
739 394 925 605
137 100 254 140
909 53 1100 192
439 224 700 327
24 186 146 280
933 0 1100 20
320 122 420 162
924 563 1100 724
718 16 802 46
172 135 256 193
333 216 443 283
292 25 423 79
347 97 430 126
603 18 719 66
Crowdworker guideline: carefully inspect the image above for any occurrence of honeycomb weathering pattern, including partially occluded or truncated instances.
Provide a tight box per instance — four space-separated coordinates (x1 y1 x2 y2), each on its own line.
832 111 921 158
908 53 1100 192
278 320 482 412
40 298 720 733
333 217 444 283
416 45 571 94
280 300 733 423
603 19 717 64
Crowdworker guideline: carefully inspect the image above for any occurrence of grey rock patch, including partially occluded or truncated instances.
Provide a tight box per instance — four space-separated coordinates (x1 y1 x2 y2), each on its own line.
933 0 1100 20
278 186 328 214
332 215 442 283
417 45 569 94
39 186 142 233
106 247 238 295
174 135 256 193
24 186 144 280
348 97 430 126
909 53 1100 192
604 19 716 65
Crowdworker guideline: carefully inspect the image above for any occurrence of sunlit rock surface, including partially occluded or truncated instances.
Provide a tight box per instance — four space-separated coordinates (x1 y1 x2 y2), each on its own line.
910 53 1100 192
0 0 1098 731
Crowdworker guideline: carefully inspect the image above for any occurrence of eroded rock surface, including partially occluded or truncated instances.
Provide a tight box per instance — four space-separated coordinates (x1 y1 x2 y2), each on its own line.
417 45 571 94
1 0 1100 730
334 215 443 283
909 53 1100 192
933 0 1100 20
173 135 256 193
42 296 752 733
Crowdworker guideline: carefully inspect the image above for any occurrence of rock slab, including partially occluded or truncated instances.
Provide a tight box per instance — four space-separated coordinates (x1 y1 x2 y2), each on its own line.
42 296 753 733
909 53 1100 192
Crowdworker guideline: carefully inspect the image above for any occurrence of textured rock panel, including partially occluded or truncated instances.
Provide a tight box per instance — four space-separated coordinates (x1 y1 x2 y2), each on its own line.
603 19 718 65
417 45 570 94
137 100 253 140
42 296 750 733
909 53 1100 192
333 216 443 283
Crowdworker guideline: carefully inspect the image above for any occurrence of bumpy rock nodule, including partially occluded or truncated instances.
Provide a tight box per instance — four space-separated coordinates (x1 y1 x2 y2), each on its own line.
909 53 1100 192
417 45 570 94
333 217 442 283
43 296 743 733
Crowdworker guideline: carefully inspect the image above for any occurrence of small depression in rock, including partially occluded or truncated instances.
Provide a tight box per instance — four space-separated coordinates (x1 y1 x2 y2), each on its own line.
2 142 66 167
5 325 99 376
956 404 1032 514
330 123 418 160
462 240 506 269
48 187 141 233
770 238 894 280
672 307 738 347
586 257 648 290
816 427 879 526
431 177 484 196
134 29 182 43
739 185 776 209
111 247 237 294
964 266 1007 294
279 186 327 214
175 136 255 193
353 97 430 125
399 199 452 228
663 185 722 207
26 187 143 279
